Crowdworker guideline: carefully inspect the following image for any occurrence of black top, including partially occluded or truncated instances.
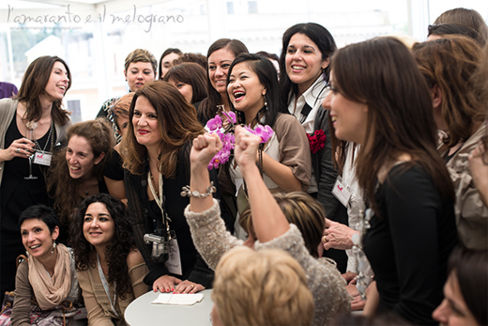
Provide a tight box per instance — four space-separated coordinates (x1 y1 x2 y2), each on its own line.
103 149 124 181
1 117 52 233
363 163 458 325
124 143 214 288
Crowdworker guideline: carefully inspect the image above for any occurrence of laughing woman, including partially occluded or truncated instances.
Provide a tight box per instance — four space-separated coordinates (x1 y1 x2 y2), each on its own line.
279 23 336 134
0 56 71 299
323 37 458 324
48 119 114 244
227 53 311 194
121 81 213 293
225 54 311 239
11 205 84 326
72 194 148 326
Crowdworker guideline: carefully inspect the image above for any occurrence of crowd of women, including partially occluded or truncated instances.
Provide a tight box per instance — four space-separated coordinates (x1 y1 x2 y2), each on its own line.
0 6 487 326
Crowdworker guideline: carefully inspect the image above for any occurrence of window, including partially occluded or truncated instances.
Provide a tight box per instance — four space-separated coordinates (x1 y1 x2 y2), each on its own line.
226 1 234 15
248 1 257 14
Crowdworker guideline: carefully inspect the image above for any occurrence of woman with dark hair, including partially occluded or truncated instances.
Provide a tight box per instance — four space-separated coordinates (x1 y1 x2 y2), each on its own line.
72 193 148 325
280 23 347 269
47 119 114 244
0 55 71 299
413 36 487 250
163 62 208 108
433 247 488 326
225 53 311 237
324 37 458 324
11 205 84 326
198 38 248 123
158 48 182 79
227 53 311 190
279 22 336 133
120 80 213 294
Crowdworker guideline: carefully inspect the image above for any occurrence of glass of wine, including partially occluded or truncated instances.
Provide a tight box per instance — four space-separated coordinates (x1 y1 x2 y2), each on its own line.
24 124 38 180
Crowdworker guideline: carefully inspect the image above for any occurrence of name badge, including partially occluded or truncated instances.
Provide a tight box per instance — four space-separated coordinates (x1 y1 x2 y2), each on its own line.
33 150 52 166
332 176 352 207
165 238 182 276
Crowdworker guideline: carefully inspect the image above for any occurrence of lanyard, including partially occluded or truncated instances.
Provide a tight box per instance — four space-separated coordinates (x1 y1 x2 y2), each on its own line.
147 171 172 236
97 253 118 317
147 170 164 212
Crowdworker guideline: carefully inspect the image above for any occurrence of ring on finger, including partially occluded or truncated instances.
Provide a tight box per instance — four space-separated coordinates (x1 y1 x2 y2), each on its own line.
15 148 20 153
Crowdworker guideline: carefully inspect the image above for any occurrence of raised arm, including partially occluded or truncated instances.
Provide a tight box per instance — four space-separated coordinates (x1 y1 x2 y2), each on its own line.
234 126 289 242
185 133 243 270
188 134 222 212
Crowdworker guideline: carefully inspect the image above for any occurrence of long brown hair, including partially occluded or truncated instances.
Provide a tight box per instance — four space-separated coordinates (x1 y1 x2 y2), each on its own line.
48 119 114 225
16 56 71 126
331 37 454 212
121 80 204 176
413 35 484 152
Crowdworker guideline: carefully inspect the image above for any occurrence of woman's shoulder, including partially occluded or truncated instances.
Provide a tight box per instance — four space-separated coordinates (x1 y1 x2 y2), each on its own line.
274 113 306 133
126 248 145 268
381 162 439 199
0 98 17 119
16 259 29 276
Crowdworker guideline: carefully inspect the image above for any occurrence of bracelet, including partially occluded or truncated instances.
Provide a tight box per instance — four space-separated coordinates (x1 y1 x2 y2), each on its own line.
180 182 216 198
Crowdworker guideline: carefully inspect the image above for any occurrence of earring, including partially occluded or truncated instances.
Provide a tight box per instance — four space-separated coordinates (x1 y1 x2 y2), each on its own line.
50 242 57 255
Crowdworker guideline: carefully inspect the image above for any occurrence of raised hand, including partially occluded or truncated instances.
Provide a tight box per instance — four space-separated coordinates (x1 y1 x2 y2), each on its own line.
190 133 222 170
234 125 261 171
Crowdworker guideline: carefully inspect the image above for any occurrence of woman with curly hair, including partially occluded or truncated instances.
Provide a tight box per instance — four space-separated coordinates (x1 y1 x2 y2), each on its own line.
47 119 114 244
413 35 487 250
71 193 148 326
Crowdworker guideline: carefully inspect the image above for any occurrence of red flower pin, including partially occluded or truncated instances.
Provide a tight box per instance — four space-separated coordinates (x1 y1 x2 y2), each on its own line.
307 129 326 154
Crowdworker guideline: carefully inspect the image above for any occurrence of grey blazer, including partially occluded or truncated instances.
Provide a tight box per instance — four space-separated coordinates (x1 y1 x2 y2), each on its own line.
0 98 70 186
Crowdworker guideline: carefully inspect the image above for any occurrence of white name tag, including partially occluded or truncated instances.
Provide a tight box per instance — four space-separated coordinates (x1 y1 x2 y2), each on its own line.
33 150 52 166
332 177 352 207
165 238 182 276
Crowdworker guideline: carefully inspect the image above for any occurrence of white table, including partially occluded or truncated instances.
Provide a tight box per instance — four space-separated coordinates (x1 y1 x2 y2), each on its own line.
125 289 213 326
